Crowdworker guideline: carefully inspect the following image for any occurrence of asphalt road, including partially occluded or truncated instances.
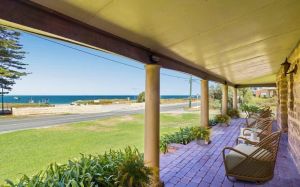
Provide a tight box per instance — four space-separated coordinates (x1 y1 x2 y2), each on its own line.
0 103 198 133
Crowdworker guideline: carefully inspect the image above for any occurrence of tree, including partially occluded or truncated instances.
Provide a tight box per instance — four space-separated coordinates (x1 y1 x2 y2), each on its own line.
0 26 28 91
209 83 222 100
137 91 145 103
238 88 253 104
0 26 28 113
209 83 233 109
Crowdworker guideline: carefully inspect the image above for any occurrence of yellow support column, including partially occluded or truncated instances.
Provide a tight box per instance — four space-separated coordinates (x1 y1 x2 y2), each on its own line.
201 80 209 127
144 64 160 186
222 84 228 115
233 87 238 110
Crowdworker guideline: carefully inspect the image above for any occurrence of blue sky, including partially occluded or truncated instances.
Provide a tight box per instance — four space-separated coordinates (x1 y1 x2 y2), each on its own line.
9 31 201 95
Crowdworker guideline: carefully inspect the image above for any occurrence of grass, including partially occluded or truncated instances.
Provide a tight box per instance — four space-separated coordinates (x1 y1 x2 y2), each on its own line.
0 112 200 183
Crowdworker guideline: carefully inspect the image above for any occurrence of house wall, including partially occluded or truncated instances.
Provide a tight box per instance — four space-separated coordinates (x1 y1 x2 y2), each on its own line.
277 42 300 172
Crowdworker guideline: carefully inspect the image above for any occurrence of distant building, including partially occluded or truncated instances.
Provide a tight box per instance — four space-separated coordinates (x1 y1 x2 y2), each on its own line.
253 87 276 98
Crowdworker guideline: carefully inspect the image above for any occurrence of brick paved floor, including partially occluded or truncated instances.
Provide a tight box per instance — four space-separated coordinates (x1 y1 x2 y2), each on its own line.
160 119 300 187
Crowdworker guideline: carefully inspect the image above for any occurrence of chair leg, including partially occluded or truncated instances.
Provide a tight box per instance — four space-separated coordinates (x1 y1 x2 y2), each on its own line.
255 180 266 185
226 176 236 182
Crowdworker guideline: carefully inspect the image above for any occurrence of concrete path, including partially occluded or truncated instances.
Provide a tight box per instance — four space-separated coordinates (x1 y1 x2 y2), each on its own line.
0 102 198 133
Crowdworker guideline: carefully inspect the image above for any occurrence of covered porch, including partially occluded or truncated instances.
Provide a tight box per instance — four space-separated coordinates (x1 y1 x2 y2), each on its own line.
1 0 300 186
160 119 300 187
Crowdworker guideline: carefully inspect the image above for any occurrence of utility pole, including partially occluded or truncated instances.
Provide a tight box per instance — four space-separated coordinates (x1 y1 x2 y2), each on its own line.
1 84 3 114
189 75 192 108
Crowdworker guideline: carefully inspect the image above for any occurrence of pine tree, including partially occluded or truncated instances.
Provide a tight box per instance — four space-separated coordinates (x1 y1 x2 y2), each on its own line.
0 26 28 91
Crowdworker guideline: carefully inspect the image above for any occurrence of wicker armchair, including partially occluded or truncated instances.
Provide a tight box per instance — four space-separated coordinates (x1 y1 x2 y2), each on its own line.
242 119 273 140
242 116 273 128
244 113 273 127
223 131 281 183
244 107 273 127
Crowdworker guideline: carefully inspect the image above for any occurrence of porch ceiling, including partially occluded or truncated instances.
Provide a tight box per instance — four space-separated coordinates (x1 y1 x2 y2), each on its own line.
2 0 300 85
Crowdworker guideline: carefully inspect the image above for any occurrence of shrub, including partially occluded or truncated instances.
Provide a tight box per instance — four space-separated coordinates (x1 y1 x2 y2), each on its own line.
209 99 221 109
137 91 145 103
209 118 218 126
192 127 210 141
227 108 240 118
160 127 210 153
6 147 152 187
214 114 231 124
240 104 261 117
250 97 277 107
160 127 194 153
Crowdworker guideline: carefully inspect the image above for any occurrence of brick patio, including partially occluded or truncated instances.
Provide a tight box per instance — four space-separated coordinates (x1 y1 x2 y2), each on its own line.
160 119 300 187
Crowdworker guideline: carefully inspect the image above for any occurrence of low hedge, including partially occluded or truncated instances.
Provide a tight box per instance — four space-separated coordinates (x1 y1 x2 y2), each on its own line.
240 104 261 117
160 126 210 153
227 108 240 118
6 147 152 187
214 114 231 124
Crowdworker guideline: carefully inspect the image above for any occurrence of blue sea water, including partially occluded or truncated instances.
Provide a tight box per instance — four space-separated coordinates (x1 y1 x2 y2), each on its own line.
4 95 191 104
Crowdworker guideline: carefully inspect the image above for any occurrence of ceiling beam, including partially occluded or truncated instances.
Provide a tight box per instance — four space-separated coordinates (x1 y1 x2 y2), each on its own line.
0 0 233 86
235 83 277 88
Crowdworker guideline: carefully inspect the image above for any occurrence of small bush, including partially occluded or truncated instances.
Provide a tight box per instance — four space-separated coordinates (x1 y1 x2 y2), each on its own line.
6 147 152 187
209 99 221 109
137 91 145 103
192 127 210 141
250 97 277 107
240 104 261 117
209 118 218 126
227 108 240 118
75 99 114 105
160 126 210 153
214 114 231 124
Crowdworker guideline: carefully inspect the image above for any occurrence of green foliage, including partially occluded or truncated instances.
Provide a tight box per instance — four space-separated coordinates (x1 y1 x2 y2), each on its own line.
6 147 152 187
250 97 277 107
238 88 253 104
75 99 114 105
160 126 210 153
137 91 145 103
209 118 218 126
214 114 231 124
0 113 199 181
192 127 210 141
240 104 261 117
209 83 233 108
209 98 221 109
209 84 222 100
0 26 28 91
227 108 240 118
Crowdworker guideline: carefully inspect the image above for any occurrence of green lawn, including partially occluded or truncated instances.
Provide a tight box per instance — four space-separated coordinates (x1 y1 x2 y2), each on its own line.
0 112 200 183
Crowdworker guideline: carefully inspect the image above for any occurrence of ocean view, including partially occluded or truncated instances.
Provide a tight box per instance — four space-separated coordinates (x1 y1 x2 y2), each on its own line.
4 95 191 104
1 2 294 186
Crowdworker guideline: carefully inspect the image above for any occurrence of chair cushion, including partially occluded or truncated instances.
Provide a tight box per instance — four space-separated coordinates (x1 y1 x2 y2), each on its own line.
225 144 272 171
243 128 262 136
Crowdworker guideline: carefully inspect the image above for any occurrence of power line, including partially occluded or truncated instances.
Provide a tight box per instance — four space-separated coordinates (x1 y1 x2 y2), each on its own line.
160 72 190 80
29 33 145 71
25 32 194 80
1 24 195 81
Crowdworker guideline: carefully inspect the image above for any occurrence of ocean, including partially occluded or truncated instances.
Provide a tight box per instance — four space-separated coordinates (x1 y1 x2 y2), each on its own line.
3 95 191 104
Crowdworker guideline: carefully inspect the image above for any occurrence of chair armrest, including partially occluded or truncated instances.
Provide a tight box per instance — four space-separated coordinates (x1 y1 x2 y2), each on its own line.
243 128 255 135
222 147 250 158
236 137 257 145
